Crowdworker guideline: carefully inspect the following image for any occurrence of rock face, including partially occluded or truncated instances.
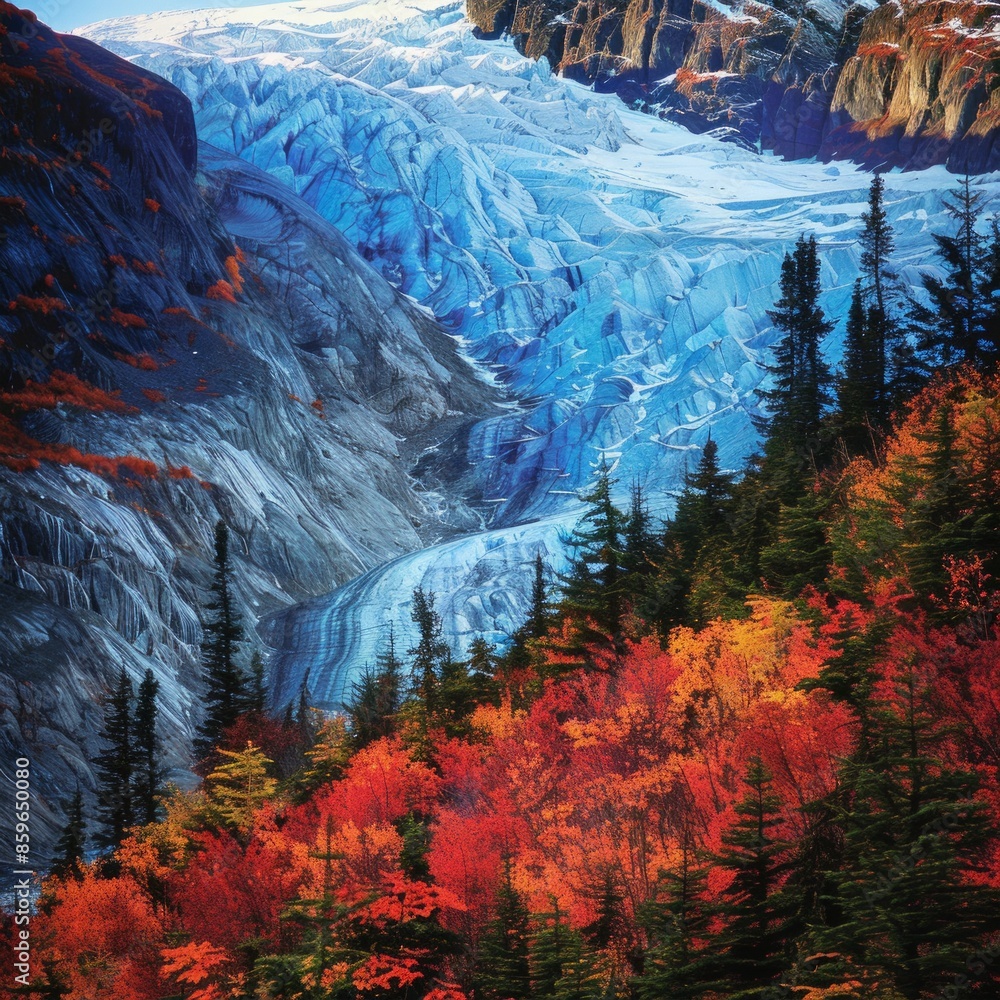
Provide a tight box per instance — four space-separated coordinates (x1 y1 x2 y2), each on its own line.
0 1 495 864
467 0 1000 171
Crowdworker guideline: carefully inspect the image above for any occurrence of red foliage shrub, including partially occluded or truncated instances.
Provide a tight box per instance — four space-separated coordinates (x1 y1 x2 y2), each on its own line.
8 293 67 314
117 455 158 478
143 197 160 213
223 255 245 294
206 279 237 305
167 464 194 479
110 309 147 329
141 388 166 403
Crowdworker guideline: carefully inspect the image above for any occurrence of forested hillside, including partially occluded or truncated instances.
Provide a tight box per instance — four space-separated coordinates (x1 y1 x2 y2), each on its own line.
6 174 1000 1000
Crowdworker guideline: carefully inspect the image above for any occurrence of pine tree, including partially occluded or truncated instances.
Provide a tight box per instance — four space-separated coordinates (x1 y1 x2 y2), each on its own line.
507 554 553 671
196 520 246 759
859 173 896 325
133 668 161 826
526 553 552 640
530 897 573 997
408 587 449 716
758 478 832 595
978 214 1000 365
671 437 734 564
94 667 134 850
760 235 834 489
558 463 627 655
652 438 737 630
637 838 715 1000
904 404 977 605
701 757 795 1000
477 857 532 1000
837 281 882 454
345 662 386 749
911 175 989 367
205 741 277 834
809 658 1000 1000
51 788 86 879
246 650 267 714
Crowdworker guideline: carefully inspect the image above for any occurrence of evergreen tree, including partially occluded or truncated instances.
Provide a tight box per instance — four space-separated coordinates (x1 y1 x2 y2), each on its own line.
345 662 386 749
558 463 627 655
859 173 896 325
701 757 795 1000
205 741 277 834
758 479 832 595
837 281 883 454
526 553 552 641
507 554 553 672
910 176 991 367
759 235 834 490
530 897 573 997
408 587 449 716
133 668 161 826
622 480 659 614
637 837 715 1000
246 650 267 714
809 659 1000 1000
652 438 737 630
904 404 978 605
671 437 734 564
477 857 532 1000
94 667 134 850
196 520 246 759
51 788 86 880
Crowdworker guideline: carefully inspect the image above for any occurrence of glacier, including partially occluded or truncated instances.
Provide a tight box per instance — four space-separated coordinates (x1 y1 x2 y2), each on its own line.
83 0 1000 708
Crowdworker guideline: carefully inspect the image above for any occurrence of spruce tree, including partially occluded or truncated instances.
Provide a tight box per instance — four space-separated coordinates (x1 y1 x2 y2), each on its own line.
408 587 449 716
196 519 246 759
133 668 161 826
859 173 896 325
809 661 1000 1000
837 281 882 454
94 667 134 850
637 838 715 1000
205 741 277 834
345 662 386 749
246 650 267 714
911 175 989 367
526 552 552 640
558 463 627 655
51 788 86 879
904 404 977 606
653 437 737 630
758 479 832 595
671 437 733 564
701 757 795 1000
530 897 573 997
508 554 553 671
760 235 834 489
477 857 532 1000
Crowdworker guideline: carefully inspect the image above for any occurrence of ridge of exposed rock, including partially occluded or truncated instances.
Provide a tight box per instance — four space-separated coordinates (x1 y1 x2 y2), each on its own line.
467 0 1000 170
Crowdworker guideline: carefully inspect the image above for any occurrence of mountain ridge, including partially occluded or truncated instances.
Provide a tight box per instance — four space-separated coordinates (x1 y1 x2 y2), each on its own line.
467 0 1000 172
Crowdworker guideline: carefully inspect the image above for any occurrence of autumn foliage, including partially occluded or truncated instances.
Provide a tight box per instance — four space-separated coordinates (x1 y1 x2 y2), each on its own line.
20 361 1000 998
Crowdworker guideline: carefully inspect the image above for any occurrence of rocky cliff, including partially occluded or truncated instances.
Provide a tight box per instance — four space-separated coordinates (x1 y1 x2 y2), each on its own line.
467 0 1000 171
0 1 496 864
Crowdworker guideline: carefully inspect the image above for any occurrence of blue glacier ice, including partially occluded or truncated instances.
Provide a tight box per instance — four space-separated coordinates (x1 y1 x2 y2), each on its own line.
84 0 1000 707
